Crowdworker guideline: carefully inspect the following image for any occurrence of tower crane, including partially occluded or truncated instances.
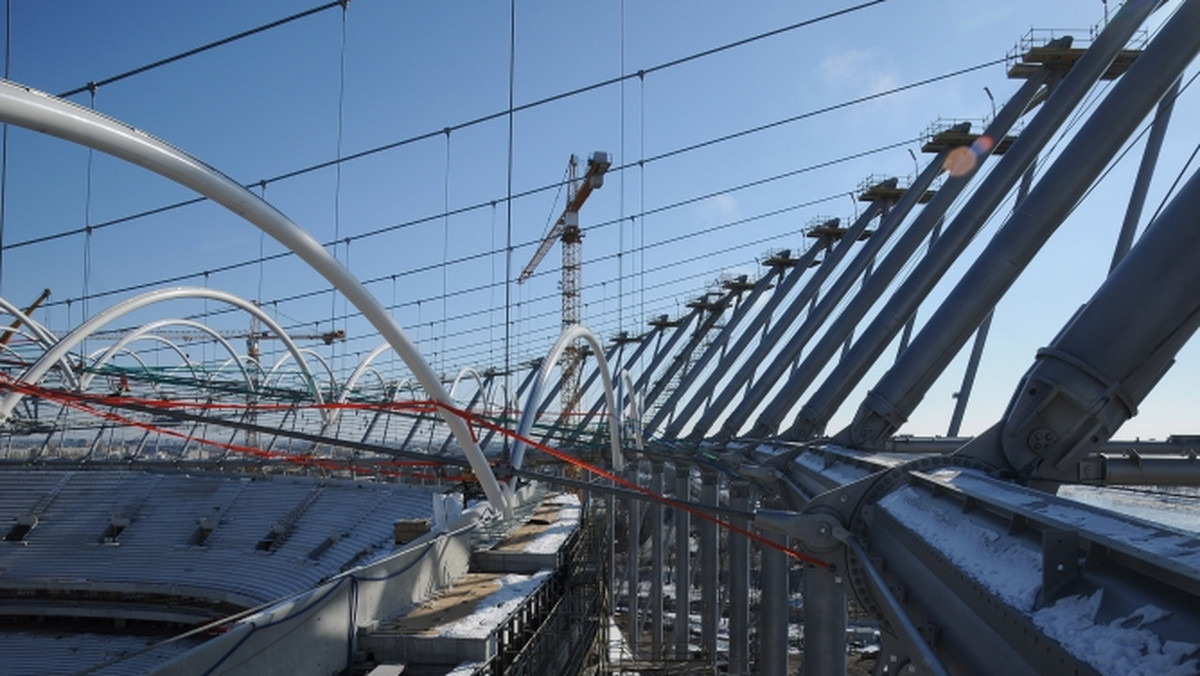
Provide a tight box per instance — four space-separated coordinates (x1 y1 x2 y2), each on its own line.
519 151 611 419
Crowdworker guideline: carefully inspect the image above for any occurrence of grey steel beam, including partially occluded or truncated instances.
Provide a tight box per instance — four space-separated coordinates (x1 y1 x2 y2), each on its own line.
835 0 1200 450
699 469 720 664
803 563 847 676
684 199 888 439
477 360 540 453
641 289 741 423
1110 76 1180 272
562 311 694 446
728 481 751 675
855 463 1200 675
558 330 655 445
897 218 943 358
946 162 1035 437
759 526 790 676
650 460 665 659
645 260 795 436
625 462 641 657
673 463 692 659
719 154 974 441
649 247 820 436
766 66 1049 442
966 165 1200 484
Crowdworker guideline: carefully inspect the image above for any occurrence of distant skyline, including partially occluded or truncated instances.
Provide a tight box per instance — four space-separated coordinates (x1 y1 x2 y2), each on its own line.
0 0 1196 440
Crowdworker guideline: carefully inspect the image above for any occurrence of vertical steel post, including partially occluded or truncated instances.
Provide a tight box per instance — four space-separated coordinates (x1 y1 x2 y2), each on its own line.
700 470 720 663
760 527 790 676
803 563 847 676
729 481 752 675
625 462 641 658
650 460 665 659
673 464 692 659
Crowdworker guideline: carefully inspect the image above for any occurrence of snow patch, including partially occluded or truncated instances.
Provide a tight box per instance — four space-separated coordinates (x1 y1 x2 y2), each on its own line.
879 484 1042 609
437 570 552 639
523 495 582 554
1032 591 1200 676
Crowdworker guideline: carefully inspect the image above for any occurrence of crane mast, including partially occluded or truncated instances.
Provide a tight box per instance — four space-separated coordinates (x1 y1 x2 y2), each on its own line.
519 151 610 421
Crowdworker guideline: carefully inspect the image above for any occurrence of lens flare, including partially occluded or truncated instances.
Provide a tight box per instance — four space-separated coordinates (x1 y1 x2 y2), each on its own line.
943 145 977 177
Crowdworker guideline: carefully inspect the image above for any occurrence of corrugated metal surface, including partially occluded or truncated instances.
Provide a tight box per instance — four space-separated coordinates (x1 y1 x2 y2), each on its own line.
0 470 436 606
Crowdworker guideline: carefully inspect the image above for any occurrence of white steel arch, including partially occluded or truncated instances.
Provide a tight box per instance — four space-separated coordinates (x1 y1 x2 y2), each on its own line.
510 324 623 473
449 367 487 408
86 343 192 395
0 80 508 517
79 318 249 393
265 346 336 396
0 287 324 420
0 296 77 390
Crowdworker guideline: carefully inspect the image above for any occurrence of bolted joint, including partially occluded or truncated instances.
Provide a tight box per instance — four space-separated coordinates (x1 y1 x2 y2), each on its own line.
754 509 848 555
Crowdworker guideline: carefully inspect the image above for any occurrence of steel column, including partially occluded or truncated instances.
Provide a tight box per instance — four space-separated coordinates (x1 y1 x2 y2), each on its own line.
803 563 847 676
699 470 720 663
760 527 790 676
839 0 1200 449
673 463 692 659
728 481 752 675
685 200 887 439
650 460 665 659
625 462 641 657
766 66 1050 441
651 246 822 436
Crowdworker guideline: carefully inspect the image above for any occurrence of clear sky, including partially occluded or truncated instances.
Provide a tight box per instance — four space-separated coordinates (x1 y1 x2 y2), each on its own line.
0 0 1196 440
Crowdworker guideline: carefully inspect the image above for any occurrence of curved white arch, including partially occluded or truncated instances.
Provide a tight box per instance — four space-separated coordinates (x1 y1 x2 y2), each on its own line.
340 343 394 401
510 324 623 473
449 367 487 408
0 287 324 420
0 296 77 390
487 380 509 415
212 353 264 384
0 341 29 366
86 343 189 395
0 81 508 516
79 318 248 393
265 346 336 394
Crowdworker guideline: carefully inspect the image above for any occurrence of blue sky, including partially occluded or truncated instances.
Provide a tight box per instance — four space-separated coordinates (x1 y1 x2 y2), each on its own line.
0 0 1196 440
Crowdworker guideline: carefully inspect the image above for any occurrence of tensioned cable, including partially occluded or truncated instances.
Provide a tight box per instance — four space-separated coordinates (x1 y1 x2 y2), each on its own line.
56 1 345 98
99 179 852 345
0 0 8 296
65 184 841 372
4 0 888 253
331 1 349 374
145 189 845 369
30 133 916 317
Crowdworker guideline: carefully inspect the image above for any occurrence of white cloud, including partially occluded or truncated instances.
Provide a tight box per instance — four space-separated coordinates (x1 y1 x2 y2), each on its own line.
819 48 901 97
696 192 741 225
